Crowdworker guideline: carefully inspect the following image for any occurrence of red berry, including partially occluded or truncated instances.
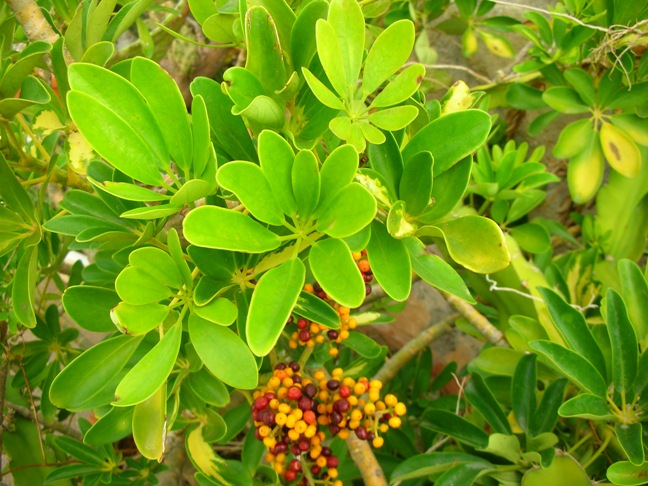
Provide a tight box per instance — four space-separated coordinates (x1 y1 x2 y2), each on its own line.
333 399 350 414
327 330 339 340
299 440 310 451
298 329 311 342
321 446 332 457
365 283 372 295
287 386 302 401
329 424 340 435
254 397 269 410
272 441 288 454
339 385 351 398
311 465 321 476
284 470 297 481
290 459 302 472
298 396 313 411
297 318 308 329
363 273 373 282
304 383 317 398
304 410 316 424
355 426 368 440
327 379 340 391
327 456 339 468
292 444 301 455
275 363 287 370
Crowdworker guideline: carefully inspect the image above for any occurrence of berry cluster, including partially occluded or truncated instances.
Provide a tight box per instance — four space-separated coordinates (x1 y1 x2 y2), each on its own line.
252 362 406 485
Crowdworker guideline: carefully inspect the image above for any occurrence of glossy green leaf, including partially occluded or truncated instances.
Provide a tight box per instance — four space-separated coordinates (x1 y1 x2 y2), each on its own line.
366 221 411 301
512 353 537 433
542 86 589 114
291 0 328 72
370 64 425 108
132 383 166 461
184 206 281 253
367 132 402 196
327 0 364 88
309 238 365 309
405 237 475 303
509 223 551 254
362 20 415 96
293 291 340 329
436 462 490 486
129 246 183 289
553 119 593 159
606 461 648 485
189 314 258 389
291 150 320 220
218 162 285 225
258 130 297 217
314 19 348 98
12 246 38 327
52 436 105 466
188 368 230 407
301 67 345 109
113 321 182 406
564 68 595 105
191 95 211 178
399 150 433 216
465 373 511 434
404 110 491 175
344 332 383 358
368 105 419 131
0 153 36 221
89 179 170 202
112 302 169 335
63 286 122 332
418 156 472 223
558 393 613 420
115 266 173 305
521 454 592 486
318 144 359 212
390 452 491 484
538 287 607 379
194 298 238 326
245 6 286 93
606 288 638 394
618 259 648 349
432 215 510 274
67 64 168 185
529 378 567 436
168 227 193 289
84 407 134 446
530 340 607 397
50 334 144 410
422 409 489 448
616 423 644 465
222 67 265 109
202 13 237 43
131 57 192 170
247 258 305 356
316 183 376 238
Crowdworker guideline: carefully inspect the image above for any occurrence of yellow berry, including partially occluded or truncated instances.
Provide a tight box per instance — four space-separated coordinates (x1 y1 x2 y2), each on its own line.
364 403 376 415
276 453 286 464
328 468 339 479
258 425 271 437
316 456 327 468
305 424 317 438
269 398 279 409
389 416 402 428
348 318 357 329
307 339 315 348
376 401 387 411
329 347 339 357
288 429 300 441
352 252 362 261
348 396 358 406
354 383 366 395
314 370 326 381
282 377 293 387
369 389 380 402
291 408 303 420
334 481 343 486
380 423 389 433
339 330 350 340
384 394 398 407
273 462 284 474
338 428 350 439
310 323 321 333
304 283 314 293
263 437 276 448
332 367 344 378
351 409 363 421
373 437 384 448
266 452 275 462
338 306 350 316
286 415 297 428
395 402 407 416
316 335 325 344
288 341 298 349
370 379 382 390
278 403 291 414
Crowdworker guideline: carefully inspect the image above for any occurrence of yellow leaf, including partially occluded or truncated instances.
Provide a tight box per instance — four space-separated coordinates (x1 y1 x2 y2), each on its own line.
442 80 475 116
66 129 95 175
33 110 65 135
186 425 230 485
600 122 642 177
568 130 604 204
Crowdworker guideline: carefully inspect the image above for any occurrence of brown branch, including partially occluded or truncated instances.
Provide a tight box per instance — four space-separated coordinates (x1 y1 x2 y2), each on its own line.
442 292 509 347
346 433 388 486
0 322 9 474
374 314 459 385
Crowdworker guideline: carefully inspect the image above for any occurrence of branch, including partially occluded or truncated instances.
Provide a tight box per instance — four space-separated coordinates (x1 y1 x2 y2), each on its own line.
442 292 509 347
374 314 459 385
0 325 9 474
346 433 388 486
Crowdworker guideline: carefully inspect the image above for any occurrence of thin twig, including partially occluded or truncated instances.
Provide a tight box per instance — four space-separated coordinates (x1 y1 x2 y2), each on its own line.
408 62 494 85
442 292 509 347
0 324 9 474
374 314 459 385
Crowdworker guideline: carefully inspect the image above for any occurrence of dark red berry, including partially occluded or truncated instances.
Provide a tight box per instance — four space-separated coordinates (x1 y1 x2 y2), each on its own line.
289 361 300 372
316 291 327 299
299 440 310 451
293 375 302 384
284 470 297 481
327 456 339 468
275 363 287 370
330 411 342 425
297 318 308 329
304 383 317 398
327 330 339 340
301 478 309 486
321 446 332 457
290 459 302 472
313 282 323 293
367 432 375 441
273 441 288 454
254 427 263 440
363 273 373 282
311 465 321 476
254 397 269 410
328 424 340 435
298 396 313 411
298 329 311 342
265 392 276 400
365 283 372 295
327 379 340 391
355 426 368 440
287 386 302 401
292 444 301 456
333 399 350 414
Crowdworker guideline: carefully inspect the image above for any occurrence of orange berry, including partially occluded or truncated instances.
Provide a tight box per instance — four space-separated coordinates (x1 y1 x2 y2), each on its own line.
304 410 316 424
304 283 314 293
313 370 326 381
354 383 366 395
338 428 350 439
358 260 370 272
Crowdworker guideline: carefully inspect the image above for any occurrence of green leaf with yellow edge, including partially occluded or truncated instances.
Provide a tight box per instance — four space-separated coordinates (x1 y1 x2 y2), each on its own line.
567 128 604 204
362 20 415 96
193 298 238 326
327 0 364 88
50 334 144 410
370 64 425 109
183 206 281 253
359 121 386 145
368 105 419 131
366 221 412 301
259 130 298 217
404 237 475 303
618 259 648 349
292 150 320 220
217 162 285 225
187 425 228 483
189 314 258 389
309 238 365 309
610 114 648 146
318 144 359 212
132 383 166 461
247 258 305 356
131 57 192 170
112 302 169 335
478 30 514 58
316 183 376 238
344 332 382 358
600 122 642 177
113 321 182 406
431 215 510 274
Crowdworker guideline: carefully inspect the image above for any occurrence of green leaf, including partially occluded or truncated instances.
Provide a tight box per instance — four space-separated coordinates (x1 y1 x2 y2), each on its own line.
368 105 419 131
432 215 510 274
327 0 364 89
318 144 359 212
530 340 607 397
233 95 285 128
558 393 614 420
12 246 38 327
344 332 383 358
403 110 491 175
67 64 168 185
84 407 134 446
291 0 328 72
188 368 230 407
553 119 593 160
309 238 365 309
370 64 425 108
183 206 281 253
293 291 340 329
258 130 297 217
404 237 475 303
465 373 511 434
436 462 490 486
291 150 320 220
129 246 183 289
542 86 589 114
618 259 648 349
132 383 166 461
189 314 258 389
607 461 648 485
529 378 567 436
50 334 144 410
512 354 537 434
366 221 412 301
112 302 169 335
313 19 348 98
217 161 285 225
192 95 211 178
88 178 170 201
538 287 607 379
606 288 638 395
113 321 182 406
194 298 238 326
399 151 433 216
367 132 402 196
245 6 286 94
115 266 173 305
301 67 345 110
362 20 415 96
52 436 105 466
616 423 644 465
422 409 489 448
316 183 376 238
45 464 102 483
509 223 551 254
387 200 416 239
418 156 472 223
131 57 192 170
247 258 305 356
0 153 36 221
521 454 592 486
63 286 121 332
390 452 491 484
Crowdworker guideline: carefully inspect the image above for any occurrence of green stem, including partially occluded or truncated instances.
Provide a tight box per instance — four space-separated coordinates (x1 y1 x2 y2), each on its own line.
581 431 612 469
